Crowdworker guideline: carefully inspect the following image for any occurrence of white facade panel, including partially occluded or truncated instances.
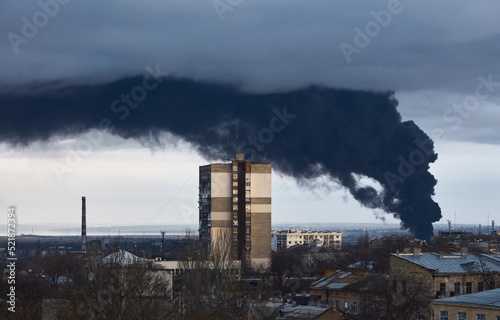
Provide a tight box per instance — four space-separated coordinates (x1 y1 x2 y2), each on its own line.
211 172 231 197
250 173 271 198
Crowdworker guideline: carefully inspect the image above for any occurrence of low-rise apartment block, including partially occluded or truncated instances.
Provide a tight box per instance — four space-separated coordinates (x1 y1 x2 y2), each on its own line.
275 228 342 252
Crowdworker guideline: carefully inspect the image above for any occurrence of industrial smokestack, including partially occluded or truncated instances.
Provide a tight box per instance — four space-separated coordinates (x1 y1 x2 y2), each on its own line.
161 230 165 255
82 196 87 253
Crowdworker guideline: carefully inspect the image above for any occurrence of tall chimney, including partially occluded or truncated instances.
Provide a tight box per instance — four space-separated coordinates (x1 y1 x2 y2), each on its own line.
161 230 165 255
82 196 87 253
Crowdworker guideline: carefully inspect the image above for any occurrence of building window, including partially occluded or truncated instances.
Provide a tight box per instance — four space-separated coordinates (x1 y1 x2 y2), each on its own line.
335 301 339 309
233 236 238 241
476 315 485 320
415 309 420 320
440 283 446 297
233 221 238 226
233 174 238 179
233 228 237 233
233 166 237 171
352 302 357 314
246 221 251 226
246 252 251 258
233 197 238 202
245 173 250 180
233 189 238 194
344 301 348 311
246 236 250 241
246 182 251 186
233 212 238 217
439 311 448 320
466 282 472 294
457 312 466 320
246 213 251 218
245 204 251 210
246 228 250 233
455 282 461 295
478 282 484 292
233 181 238 187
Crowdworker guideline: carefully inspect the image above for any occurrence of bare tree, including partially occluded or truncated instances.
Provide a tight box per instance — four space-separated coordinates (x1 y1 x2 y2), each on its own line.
378 266 433 320
473 254 498 290
59 250 177 320
177 229 249 320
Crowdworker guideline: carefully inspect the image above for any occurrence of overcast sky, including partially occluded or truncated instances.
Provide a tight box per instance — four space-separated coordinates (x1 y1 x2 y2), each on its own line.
1 0 499 233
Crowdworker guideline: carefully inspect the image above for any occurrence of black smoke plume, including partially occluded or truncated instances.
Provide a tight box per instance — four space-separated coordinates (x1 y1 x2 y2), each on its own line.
0 76 441 239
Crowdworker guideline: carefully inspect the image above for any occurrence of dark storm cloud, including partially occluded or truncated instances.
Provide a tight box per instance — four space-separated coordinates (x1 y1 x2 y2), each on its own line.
1 0 500 93
0 76 441 239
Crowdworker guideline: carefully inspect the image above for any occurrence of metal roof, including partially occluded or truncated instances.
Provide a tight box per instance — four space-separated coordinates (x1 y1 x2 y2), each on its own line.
433 288 500 308
311 271 364 290
102 249 148 265
391 253 500 274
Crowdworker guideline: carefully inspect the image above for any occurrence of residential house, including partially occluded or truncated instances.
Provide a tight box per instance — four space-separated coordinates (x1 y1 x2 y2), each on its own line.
390 252 500 298
431 288 500 320
309 268 384 317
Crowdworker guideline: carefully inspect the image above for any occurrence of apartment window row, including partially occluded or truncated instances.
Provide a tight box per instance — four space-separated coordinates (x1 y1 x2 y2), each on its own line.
444 282 477 296
232 166 251 172
440 311 490 320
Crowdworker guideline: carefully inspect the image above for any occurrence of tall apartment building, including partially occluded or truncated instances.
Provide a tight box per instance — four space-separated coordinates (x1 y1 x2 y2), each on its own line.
275 228 342 252
199 154 271 268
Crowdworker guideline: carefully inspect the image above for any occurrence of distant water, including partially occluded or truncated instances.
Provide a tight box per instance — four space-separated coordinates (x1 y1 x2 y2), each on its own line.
1 222 477 237
2 223 199 236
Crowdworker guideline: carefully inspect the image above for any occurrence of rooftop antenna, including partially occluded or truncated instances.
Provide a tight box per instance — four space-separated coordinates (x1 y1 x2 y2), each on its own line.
447 219 452 235
487 211 490 234
454 210 457 229
235 120 239 154
161 230 166 255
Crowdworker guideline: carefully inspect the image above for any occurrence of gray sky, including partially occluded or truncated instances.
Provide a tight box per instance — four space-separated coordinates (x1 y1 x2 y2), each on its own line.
1 0 499 231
